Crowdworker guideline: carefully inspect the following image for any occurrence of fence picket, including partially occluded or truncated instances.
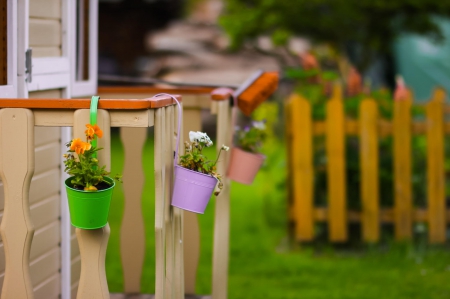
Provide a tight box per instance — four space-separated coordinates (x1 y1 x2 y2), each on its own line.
393 93 413 240
212 100 232 299
154 107 166 299
360 99 379 242
427 88 446 244
0 108 35 299
288 94 314 241
182 109 202 295
120 127 146 293
326 85 347 242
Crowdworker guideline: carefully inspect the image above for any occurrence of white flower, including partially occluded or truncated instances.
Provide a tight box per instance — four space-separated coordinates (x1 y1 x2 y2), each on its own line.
221 145 230 151
189 131 213 147
252 121 266 130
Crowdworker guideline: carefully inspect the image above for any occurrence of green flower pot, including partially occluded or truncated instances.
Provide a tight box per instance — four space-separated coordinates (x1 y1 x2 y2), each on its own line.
65 176 115 229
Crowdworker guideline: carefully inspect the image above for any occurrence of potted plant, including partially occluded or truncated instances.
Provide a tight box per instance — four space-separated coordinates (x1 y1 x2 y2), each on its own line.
227 120 267 184
63 124 122 229
171 131 229 214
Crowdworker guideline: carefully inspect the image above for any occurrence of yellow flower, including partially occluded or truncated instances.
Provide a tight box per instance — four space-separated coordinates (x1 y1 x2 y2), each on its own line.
70 138 91 155
85 124 103 139
84 185 98 191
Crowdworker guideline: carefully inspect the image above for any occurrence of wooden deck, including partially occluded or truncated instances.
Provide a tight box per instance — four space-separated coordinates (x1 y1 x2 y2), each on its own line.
110 294 211 299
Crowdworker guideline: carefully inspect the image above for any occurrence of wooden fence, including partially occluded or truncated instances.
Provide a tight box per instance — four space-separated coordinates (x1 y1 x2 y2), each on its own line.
286 86 449 244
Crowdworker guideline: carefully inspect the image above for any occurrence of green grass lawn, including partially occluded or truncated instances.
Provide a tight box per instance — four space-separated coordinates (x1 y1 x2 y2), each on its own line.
106 132 450 299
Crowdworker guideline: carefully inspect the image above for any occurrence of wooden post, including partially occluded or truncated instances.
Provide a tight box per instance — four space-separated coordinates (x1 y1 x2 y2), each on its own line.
393 92 413 240
212 100 231 299
359 99 379 242
154 107 166 299
0 108 35 299
325 84 347 242
120 127 147 293
287 94 314 241
173 103 185 299
73 109 111 299
182 108 202 295
164 105 175 298
427 88 446 244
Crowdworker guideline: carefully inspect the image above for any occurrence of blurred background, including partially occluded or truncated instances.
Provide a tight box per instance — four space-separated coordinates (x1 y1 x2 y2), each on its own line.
99 1 450 298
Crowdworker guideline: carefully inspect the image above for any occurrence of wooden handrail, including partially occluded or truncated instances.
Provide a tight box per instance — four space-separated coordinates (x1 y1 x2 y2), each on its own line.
98 86 214 95
0 95 182 109
98 86 231 102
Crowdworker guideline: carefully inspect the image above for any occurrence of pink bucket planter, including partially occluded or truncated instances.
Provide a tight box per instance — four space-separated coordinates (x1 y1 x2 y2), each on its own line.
171 165 218 214
227 147 265 185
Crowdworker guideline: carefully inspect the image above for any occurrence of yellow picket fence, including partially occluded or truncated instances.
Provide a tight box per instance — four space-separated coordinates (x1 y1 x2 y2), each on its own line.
285 86 449 244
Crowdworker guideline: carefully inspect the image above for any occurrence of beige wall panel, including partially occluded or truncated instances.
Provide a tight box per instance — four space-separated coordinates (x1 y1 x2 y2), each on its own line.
29 19 61 47
30 0 61 19
32 47 62 57
35 142 60 174
71 234 80 258
30 169 60 204
0 128 62 207
30 195 60 229
29 89 62 99
33 273 60 299
30 221 60 261
0 194 59 243
35 127 60 147
29 248 60 286
71 257 81 284
0 222 60 292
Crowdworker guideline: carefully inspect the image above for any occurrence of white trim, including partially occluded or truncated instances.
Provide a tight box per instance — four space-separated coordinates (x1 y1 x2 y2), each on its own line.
60 126 72 299
27 73 70 91
71 0 98 97
60 2 71 292
17 0 28 97
33 57 70 75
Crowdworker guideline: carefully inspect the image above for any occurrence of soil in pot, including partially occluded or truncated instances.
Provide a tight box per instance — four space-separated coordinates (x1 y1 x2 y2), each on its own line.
70 181 112 191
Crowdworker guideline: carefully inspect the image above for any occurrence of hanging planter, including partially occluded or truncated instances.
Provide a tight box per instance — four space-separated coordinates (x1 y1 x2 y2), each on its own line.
171 165 218 214
227 120 267 185
152 93 228 214
65 176 115 229
63 96 121 229
227 147 265 185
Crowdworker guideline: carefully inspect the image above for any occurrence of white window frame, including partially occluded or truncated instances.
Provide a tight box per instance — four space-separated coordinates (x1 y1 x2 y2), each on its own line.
70 0 98 97
0 0 17 98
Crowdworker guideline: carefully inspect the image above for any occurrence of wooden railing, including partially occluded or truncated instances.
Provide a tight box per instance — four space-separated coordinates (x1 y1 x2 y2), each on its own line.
0 95 182 299
286 86 449 244
98 87 233 299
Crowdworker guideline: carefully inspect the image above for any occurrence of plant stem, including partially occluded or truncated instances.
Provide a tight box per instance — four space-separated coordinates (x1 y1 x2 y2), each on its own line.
212 148 224 167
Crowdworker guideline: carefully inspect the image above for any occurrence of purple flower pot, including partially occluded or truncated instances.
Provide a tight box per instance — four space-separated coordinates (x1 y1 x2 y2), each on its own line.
171 165 218 214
